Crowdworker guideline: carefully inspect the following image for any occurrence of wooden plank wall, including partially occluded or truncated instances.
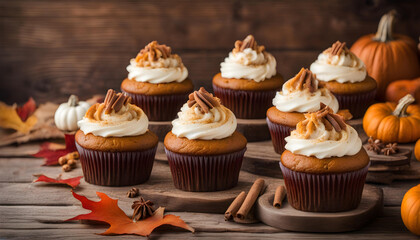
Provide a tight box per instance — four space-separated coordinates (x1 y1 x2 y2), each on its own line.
0 0 419 104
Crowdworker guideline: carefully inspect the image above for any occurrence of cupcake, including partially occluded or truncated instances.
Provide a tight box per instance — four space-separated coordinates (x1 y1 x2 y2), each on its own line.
164 87 247 192
76 89 158 186
212 35 284 119
267 68 339 154
280 104 369 212
121 41 193 121
310 41 377 118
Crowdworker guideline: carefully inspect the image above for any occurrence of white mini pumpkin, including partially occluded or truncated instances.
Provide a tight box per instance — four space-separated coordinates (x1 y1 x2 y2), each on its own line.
54 95 90 132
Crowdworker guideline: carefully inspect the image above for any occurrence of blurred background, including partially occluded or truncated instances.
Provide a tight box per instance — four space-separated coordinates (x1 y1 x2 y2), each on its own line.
0 0 419 104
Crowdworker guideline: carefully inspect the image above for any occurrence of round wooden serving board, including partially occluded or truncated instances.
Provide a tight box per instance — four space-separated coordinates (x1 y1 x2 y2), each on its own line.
240 118 364 178
255 184 383 233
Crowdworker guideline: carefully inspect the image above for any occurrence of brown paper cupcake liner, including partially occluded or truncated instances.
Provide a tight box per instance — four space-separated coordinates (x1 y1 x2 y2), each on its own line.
76 143 157 186
266 118 294 154
280 162 369 212
212 84 278 119
165 148 246 192
333 89 377 119
122 91 188 121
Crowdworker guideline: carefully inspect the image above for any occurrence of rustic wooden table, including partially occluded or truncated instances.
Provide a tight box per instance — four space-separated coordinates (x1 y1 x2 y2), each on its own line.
0 141 418 239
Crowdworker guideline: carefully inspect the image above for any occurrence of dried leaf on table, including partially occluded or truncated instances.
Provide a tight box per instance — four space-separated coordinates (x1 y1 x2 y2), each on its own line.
0 125 63 148
0 96 99 147
33 174 82 188
32 141 73 166
16 97 37 121
0 97 99 147
0 102 63 147
67 191 194 237
0 101 37 134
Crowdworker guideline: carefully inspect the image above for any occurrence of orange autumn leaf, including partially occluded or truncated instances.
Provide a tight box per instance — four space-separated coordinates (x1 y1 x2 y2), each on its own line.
67 191 194 236
0 100 37 133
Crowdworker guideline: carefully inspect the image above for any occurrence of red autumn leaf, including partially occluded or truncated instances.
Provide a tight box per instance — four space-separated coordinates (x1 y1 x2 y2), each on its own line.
16 97 36 121
33 134 76 165
33 174 82 188
67 191 194 236
32 142 73 166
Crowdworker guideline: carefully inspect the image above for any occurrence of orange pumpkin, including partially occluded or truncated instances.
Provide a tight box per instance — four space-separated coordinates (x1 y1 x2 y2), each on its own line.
386 77 420 103
363 94 420 143
415 139 420 162
401 184 420 235
351 10 420 100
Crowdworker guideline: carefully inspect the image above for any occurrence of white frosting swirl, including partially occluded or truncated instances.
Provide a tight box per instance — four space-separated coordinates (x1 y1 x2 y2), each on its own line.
171 103 236 140
273 84 339 113
127 57 188 84
285 120 362 158
220 48 276 82
78 104 148 137
310 51 366 83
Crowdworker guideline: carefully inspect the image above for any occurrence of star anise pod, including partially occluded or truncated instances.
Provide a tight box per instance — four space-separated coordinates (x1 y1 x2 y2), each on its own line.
126 187 140 198
367 137 384 154
381 143 398 156
132 197 154 221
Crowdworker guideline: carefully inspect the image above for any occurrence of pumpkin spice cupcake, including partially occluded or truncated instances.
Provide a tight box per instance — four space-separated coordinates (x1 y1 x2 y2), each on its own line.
164 87 247 192
280 104 369 212
76 89 158 186
310 41 377 118
212 35 284 119
121 41 193 121
267 68 339 154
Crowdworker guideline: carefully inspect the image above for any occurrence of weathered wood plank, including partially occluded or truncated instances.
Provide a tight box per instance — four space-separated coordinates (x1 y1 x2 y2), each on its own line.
0 157 283 213
0 0 419 50
0 149 415 237
0 205 280 233
0 49 317 104
0 155 416 207
0 207 415 239
1 0 420 104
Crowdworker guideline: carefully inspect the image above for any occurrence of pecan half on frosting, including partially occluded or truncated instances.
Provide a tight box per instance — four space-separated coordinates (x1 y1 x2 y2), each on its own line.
298 103 347 138
233 35 265 54
325 41 349 56
135 41 172 63
85 89 131 121
103 89 131 114
187 87 221 113
286 68 318 93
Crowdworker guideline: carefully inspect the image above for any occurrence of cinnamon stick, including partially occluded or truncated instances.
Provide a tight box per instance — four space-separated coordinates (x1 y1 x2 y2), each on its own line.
236 178 265 220
273 185 287 208
224 191 246 221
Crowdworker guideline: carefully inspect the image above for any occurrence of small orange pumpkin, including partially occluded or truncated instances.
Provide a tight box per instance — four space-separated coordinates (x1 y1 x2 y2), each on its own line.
363 94 420 143
401 184 420 235
415 139 420 162
385 77 420 103
351 10 420 100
